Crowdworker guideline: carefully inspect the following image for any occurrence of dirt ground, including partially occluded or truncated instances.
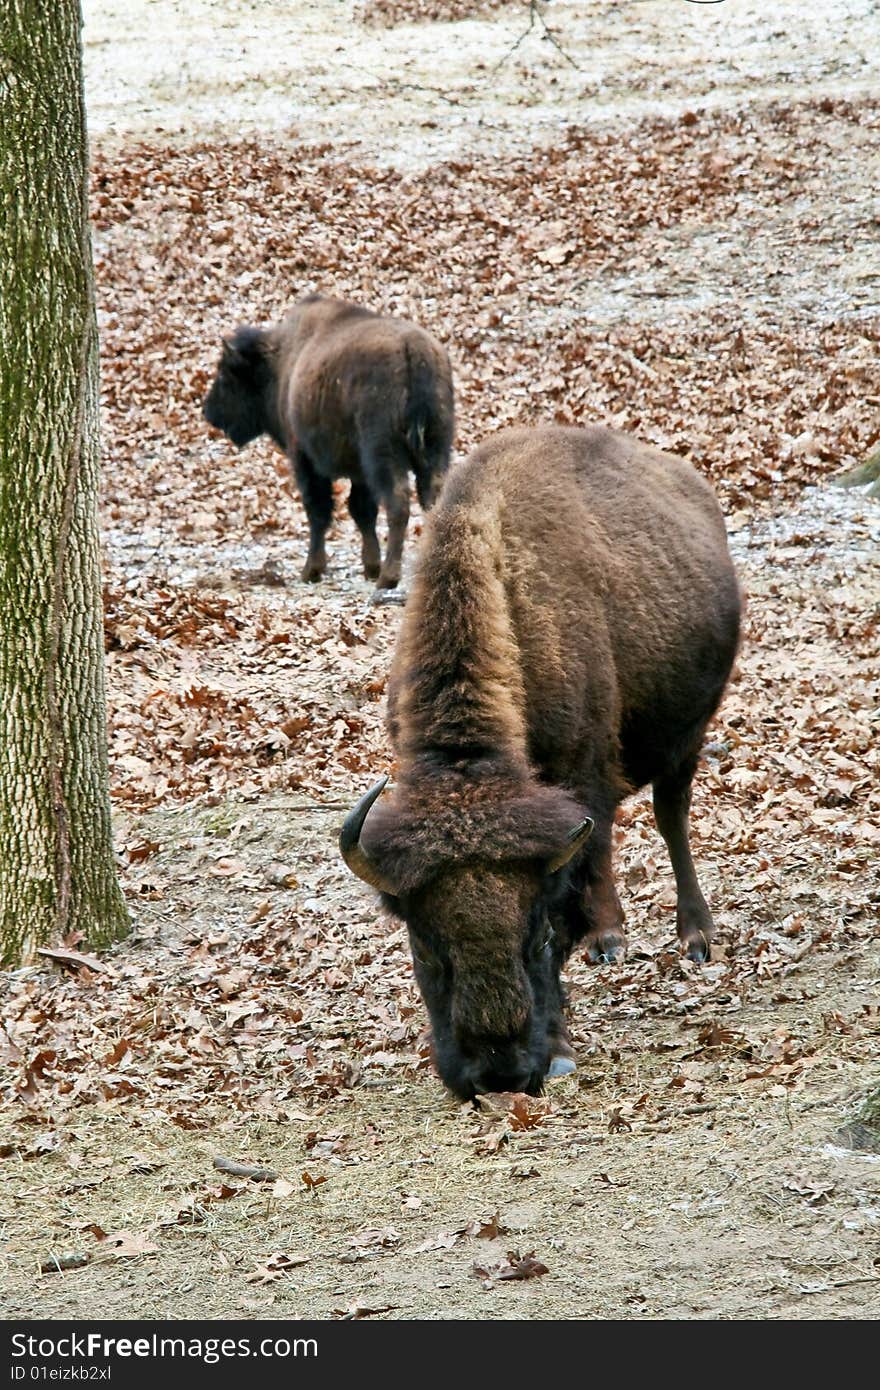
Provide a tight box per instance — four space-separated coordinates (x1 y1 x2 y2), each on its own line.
1 1 879 1321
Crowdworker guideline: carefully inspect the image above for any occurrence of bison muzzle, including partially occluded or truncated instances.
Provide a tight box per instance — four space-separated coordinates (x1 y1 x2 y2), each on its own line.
339 425 742 1100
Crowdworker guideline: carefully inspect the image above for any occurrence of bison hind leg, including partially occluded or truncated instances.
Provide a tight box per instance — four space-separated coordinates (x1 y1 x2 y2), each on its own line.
301 555 327 582
348 482 381 581
360 442 412 590
292 450 333 584
652 752 716 963
376 477 410 590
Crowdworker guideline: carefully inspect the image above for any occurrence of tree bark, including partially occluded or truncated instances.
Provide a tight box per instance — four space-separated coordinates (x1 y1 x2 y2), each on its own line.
0 1 128 964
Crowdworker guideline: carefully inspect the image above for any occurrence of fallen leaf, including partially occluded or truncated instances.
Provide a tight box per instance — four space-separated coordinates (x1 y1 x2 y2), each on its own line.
100 1229 160 1259
271 1177 297 1200
332 1303 397 1320
301 1171 328 1191
464 1212 509 1239
35 947 116 976
126 839 161 864
474 1250 550 1282
349 1227 400 1249
498 1251 550 1281
784 1177 837 1205
246 1251 310 1284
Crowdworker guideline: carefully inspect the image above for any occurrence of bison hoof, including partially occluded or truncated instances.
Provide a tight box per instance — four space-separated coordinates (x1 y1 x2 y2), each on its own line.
301 565 325 583
585 933 627 965
681 929 710 963
363 562 381 581
375 573 400 590
546 1055 577 1080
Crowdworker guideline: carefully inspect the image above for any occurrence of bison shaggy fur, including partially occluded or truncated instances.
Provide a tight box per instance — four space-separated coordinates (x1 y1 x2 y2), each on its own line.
341 424 742 1100
203 295 454 590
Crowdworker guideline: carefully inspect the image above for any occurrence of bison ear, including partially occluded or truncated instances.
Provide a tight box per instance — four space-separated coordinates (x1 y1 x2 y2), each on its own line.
222 327 267 374
220 336 245 370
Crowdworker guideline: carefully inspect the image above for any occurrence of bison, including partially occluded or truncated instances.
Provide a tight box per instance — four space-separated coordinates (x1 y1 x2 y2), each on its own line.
203 295 454 590
340 424 741 1100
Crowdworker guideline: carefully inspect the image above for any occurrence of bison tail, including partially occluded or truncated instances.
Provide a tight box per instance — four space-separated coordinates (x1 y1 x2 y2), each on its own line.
407 416 428 459
403 342 454 509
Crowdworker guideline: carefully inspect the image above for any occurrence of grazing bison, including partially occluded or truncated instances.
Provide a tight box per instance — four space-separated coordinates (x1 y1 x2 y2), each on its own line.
340 425 741 1100
203 295 454 590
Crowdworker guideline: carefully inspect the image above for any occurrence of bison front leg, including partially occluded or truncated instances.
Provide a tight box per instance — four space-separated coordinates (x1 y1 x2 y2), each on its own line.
582 843 627 964
652 757 715 962
540 932 577 1080
561 827 627 965
546 991 577 1078
292 450 333 582
347 482 381 581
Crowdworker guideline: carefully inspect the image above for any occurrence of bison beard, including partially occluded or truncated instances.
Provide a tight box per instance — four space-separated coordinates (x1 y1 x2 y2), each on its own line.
202 295 454 591
340 424 742 1100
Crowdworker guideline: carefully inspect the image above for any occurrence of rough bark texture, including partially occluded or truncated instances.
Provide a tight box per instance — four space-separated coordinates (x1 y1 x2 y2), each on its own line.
0 2 128 964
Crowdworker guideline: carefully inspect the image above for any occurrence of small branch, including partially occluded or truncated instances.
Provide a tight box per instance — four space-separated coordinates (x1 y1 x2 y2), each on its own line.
40 1252 91 1274
213 1155 279 1182
494 1 580 74
492 1 537 70
798 1275 880 1295
604 341 660 383
338 63 462 104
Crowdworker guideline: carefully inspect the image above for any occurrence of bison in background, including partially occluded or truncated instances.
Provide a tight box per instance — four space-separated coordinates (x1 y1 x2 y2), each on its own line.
340 425 742 1100
203 295 454 590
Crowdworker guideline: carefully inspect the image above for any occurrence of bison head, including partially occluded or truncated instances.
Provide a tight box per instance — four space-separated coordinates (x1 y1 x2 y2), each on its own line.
340 775 593 1100
203 327 275 448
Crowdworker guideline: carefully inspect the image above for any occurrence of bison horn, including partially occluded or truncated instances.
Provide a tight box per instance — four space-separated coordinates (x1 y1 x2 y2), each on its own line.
339 776 397 895
546 814 595 874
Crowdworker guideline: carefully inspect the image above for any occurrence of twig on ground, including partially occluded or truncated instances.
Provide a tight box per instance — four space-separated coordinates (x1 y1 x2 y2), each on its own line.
494 1 580 73
798 1275 880 1295
40 1252 91 1274
213 1155 279 1182
338 63 463 103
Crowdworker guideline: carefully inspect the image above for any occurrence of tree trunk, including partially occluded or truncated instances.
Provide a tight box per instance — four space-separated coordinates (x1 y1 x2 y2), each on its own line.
0 1 128 964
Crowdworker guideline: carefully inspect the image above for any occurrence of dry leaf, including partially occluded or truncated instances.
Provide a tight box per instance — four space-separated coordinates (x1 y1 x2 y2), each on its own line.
301 1171 328 1191
333 1303 397 1320
35 948 116 976
100 1229 160 1259
247 1251 310 1284
474 1250 550 1282
271 1177 297 1200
